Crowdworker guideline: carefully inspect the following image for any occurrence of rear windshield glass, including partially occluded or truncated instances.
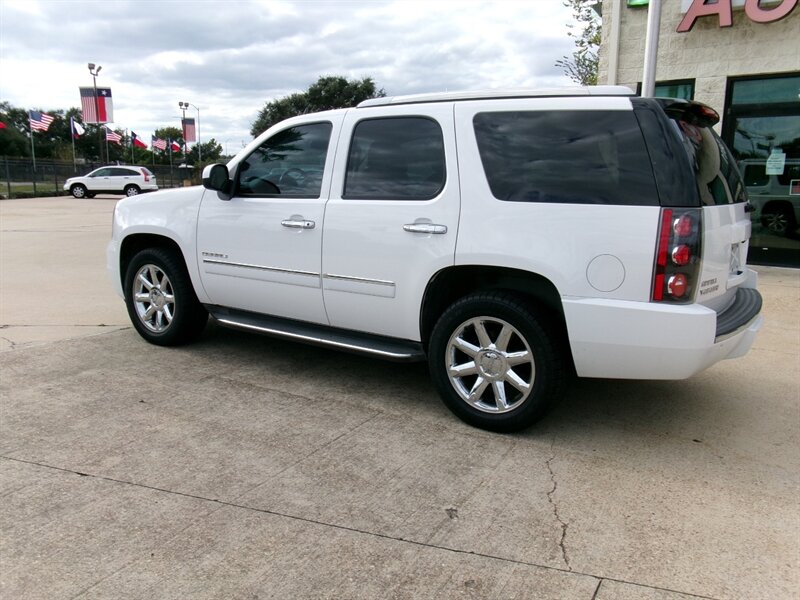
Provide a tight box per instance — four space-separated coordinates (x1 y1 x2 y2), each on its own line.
671 120 746 205
473 110 658 205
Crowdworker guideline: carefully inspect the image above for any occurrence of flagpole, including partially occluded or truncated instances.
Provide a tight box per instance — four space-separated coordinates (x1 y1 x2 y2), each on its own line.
29 123 37 195
169 139 174 187
29 123 36 172
70 117 77 173
129 129 133 164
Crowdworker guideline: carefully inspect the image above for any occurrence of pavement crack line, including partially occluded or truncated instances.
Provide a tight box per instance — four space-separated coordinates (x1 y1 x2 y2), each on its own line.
0 456 723 600
590 578 603 600
546 439 571 571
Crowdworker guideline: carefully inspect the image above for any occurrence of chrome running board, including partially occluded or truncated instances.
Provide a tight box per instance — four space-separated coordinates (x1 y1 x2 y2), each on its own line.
207 306 425 362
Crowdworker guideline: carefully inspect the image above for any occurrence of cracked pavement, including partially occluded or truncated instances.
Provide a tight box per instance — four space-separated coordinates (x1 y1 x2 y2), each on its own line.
1 197 798 599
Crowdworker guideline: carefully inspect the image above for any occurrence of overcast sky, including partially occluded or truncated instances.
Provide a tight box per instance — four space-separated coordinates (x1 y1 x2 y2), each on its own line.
0 0 579 153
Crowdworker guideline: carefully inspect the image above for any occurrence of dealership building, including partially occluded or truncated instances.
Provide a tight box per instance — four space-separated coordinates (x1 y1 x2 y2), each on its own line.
599 0 799 266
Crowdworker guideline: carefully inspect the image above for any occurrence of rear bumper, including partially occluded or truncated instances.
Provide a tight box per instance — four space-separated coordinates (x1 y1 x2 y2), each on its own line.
563 289 764 380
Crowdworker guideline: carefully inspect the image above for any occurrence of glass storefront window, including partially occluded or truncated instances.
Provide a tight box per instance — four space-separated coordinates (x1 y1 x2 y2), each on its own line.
655 81 694 100
636 79 695 100
731 75 800 105
724 73 800 267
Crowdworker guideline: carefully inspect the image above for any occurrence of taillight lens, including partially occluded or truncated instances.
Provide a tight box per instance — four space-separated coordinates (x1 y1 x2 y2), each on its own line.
652 208 702 303
141 168 149 182
672 244 691 266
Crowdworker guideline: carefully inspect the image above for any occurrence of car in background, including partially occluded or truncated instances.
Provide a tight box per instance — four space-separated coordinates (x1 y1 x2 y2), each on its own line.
740 158 800 237
64 166 158 198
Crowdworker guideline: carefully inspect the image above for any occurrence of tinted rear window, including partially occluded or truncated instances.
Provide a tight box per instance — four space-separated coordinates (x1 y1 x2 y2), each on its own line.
473 110 658 205
671 120 746 205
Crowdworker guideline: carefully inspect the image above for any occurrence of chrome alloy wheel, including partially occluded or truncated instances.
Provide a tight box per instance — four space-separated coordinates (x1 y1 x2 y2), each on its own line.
133 264 175 333
445 316 535 414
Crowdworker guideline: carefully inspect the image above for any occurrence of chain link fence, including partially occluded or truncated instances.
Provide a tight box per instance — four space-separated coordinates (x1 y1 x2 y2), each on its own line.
0 157 189 199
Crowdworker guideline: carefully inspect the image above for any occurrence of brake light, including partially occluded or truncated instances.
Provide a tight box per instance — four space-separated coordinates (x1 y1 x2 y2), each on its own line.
652 208 702 303
672 244 691 266
141 169 149 182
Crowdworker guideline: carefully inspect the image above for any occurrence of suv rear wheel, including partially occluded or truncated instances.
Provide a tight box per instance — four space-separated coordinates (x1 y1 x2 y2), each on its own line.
428 292 566 432
124 247 208 346
124 184 141 197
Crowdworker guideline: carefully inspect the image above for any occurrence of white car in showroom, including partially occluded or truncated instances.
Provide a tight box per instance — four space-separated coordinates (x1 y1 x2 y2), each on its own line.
64 165 158 198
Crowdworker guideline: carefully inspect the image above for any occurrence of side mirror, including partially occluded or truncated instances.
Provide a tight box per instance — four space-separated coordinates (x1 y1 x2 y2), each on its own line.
202 164 232 198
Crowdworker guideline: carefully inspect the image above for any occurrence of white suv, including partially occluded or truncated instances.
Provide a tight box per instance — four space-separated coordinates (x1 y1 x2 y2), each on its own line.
107 87 763 431
65 165 157 198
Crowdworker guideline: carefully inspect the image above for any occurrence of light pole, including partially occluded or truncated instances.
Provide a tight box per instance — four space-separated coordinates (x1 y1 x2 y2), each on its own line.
88 63 104 163
186 102 201 162
178 101 187 162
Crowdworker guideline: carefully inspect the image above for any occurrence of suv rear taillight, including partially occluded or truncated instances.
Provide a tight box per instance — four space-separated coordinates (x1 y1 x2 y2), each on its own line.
652 208 702 303
140 168 150 182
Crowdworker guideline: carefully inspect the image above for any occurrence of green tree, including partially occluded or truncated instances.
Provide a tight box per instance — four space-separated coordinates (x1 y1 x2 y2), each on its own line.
556 0 601 85
251 75 385 137
187 138 223 164
0 102 31 157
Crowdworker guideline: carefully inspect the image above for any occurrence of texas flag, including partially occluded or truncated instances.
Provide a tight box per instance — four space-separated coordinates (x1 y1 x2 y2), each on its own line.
170 139 181 152
131 131 148 149
70 117 85 139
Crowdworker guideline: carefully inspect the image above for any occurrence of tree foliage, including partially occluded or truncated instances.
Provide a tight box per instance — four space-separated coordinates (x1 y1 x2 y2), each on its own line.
250 75 385 137
556 0 601 86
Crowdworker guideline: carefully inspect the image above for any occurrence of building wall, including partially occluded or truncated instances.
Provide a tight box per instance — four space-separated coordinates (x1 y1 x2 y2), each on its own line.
599 0 800 118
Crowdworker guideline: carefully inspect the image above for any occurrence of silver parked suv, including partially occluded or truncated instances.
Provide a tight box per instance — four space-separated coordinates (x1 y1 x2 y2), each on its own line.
740 158 800 237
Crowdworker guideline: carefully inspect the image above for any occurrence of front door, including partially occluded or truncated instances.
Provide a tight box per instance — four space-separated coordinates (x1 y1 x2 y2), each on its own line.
321 105 460 340
196 118 340 324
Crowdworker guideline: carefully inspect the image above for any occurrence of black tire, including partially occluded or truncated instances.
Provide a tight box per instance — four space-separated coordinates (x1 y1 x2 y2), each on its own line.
761 204 796 237
428 292 567 432
123 247 208 346
124 184 140 197
71 184 87 198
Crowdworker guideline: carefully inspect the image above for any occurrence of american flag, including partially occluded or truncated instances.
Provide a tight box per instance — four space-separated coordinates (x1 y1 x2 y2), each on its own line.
152 137 167 151
105 127 122 144
29 110 55 132
79 87 113 124
182 118 196 142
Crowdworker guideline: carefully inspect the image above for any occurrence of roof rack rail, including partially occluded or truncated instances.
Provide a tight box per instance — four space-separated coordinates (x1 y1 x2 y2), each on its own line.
357 86 635 108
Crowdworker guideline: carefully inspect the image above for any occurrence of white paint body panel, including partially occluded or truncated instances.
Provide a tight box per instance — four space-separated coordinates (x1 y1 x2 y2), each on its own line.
107 186 207 300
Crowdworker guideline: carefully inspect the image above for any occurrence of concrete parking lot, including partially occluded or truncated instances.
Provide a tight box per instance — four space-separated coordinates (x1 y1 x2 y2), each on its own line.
1 196 798 599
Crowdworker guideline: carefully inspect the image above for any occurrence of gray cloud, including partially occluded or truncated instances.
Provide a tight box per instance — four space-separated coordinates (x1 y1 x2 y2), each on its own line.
1 0 580 145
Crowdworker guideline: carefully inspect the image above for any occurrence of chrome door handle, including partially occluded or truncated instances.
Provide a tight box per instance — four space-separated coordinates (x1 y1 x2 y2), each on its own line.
403 223 447 234
281 219 315 229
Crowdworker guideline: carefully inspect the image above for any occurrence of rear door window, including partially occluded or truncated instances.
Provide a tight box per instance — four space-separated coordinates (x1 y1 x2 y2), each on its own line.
343 117 445 200
472 110 658 205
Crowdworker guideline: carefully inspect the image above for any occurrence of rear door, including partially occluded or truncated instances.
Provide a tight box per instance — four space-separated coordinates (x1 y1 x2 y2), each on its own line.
321 104 460 340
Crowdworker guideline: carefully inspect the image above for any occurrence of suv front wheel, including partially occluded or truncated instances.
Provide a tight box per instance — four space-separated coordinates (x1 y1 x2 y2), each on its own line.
428 292 566 432
124 247 208 346
70 184 87 198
